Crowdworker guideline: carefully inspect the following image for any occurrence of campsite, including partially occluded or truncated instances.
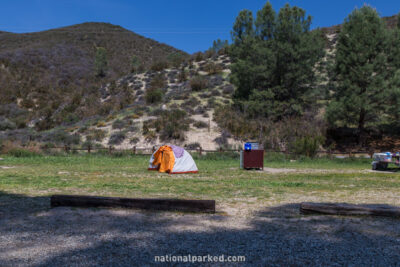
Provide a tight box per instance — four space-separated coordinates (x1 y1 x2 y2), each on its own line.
1 151 400 265
2 0 400 266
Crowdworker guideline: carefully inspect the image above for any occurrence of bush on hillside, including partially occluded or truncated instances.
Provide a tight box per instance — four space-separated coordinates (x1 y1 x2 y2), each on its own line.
108 131 126 145
129 137 140 144
185 142 201 150
155 109 189 141
204 62 222 75
193 121 208 129
86 129 106 142
190 76 208 91
0 118 17 131
41 129 81 145
150 60 169 71
145 88 163 104
112 119 127 130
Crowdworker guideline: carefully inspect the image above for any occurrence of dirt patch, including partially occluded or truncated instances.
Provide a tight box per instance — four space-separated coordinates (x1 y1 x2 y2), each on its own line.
1 198 399 266
0 166 15 169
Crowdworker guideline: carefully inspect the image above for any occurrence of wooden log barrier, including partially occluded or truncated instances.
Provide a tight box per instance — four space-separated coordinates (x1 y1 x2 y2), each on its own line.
51 195 215 213
300 202 400 218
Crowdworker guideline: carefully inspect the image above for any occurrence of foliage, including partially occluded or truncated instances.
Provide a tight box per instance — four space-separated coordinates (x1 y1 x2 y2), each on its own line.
6 148 41 157
290 135 324 158
214 105 326 150
145 89 164 104
193 121 208 129
167 52 186 68
185 142 201 150
0 22 184 136
210 39 229 54
130 137 140 144
112 119 126 130
150 60 169 71
203 62 222 75
178 66 187 82
41 129 81 145
96 121 106 127
0 118 17 131
155 109 189 141
230 2 325 121
190 76 208 91
108 131 126 145
231 9 254 44
87 129 106 142
130 55 142 73
145 73 166 104
326 6 389 143
94 47 108 77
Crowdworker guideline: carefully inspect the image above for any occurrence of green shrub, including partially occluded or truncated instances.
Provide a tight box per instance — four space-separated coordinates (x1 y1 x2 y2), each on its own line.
150 73 166 89
190 76 208 91
155 109 189 141
167 52 186 68
82 140 94 149
130 137 140 144
108 132 126 145
150 60 169 71
7 148 41 157
193 52 204 62
193 121 208 129
290 136 324 158
185 142 201 150
96 121 106 127
112 119 126 130
41 130 81 145
204 62 222 75
90 129 106 142
144 130 157 142
14 117 27 129
145 88 163 104
0 118 16 131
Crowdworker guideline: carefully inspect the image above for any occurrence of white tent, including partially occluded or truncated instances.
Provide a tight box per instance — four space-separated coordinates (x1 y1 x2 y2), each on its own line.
148 145 198 174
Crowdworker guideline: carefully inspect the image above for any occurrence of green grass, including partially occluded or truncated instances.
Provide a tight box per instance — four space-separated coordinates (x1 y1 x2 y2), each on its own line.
0 154 399 206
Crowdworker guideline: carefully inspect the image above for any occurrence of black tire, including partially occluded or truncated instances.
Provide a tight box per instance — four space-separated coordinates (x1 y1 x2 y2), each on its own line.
372 162 377 170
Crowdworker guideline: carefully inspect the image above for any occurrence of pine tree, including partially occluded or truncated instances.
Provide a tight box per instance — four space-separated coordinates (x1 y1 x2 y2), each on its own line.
255 1 276 40
229 2 324 120
326 6 389 143
95 47 108 77
231 10 254 44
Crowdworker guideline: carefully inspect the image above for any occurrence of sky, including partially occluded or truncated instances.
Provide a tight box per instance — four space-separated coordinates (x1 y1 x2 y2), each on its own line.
1 0 400 53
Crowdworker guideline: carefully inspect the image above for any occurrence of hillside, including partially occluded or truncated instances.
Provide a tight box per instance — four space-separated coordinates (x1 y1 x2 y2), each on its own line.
0 22 186 121
0 53 236 150
1 15 400 152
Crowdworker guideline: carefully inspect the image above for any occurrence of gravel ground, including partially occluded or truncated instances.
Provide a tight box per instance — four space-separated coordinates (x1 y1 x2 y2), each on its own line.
1 195 400 266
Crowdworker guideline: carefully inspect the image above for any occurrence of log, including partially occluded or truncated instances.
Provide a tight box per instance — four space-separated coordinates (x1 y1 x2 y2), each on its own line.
300 202 400 218
51 195 215 213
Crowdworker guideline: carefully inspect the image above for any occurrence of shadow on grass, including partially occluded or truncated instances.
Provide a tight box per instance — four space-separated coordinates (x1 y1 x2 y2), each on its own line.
1 191 399 266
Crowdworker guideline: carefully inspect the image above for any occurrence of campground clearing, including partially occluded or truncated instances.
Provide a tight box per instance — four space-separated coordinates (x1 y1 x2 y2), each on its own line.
1 154 400 265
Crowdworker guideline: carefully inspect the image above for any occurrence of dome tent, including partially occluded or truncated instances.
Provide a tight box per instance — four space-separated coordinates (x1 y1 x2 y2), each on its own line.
148 145 198 174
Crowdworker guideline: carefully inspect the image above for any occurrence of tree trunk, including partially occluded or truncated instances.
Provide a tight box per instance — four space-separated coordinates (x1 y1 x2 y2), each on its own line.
358 108 366 146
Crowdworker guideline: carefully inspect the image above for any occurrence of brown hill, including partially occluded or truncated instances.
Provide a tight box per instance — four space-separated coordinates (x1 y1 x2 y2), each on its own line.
0 22 186 104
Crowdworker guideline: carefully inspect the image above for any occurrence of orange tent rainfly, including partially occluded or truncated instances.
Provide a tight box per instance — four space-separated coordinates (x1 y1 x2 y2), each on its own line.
148 145 198 174
151 145 175 173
